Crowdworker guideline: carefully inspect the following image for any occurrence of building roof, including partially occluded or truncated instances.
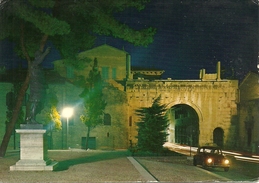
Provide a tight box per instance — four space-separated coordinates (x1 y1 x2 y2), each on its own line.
239 71 259 88
80 44 128 56
239 71 259 101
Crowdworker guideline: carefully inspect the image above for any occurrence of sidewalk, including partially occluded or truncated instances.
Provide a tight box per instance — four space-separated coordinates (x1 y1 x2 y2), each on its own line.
0 149 233 183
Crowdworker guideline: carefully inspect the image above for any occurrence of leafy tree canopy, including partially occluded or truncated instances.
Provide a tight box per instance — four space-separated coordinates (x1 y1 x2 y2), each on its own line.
1 0 156 67
79 58 106 149
40 91 61 130
0 0 156 157
80 58 106 127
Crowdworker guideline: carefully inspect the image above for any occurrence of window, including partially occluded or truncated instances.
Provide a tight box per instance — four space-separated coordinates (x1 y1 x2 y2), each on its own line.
112 68 117 79
102 67 109 79
129 116 132 126
104 113 111 125
6 91 14 109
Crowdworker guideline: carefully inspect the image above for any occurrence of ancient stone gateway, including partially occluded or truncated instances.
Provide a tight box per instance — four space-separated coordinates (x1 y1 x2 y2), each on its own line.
126 67 238 148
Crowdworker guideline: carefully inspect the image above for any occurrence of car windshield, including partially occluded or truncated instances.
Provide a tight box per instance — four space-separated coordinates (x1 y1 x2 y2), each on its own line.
199 147 222 154
210 149 220 154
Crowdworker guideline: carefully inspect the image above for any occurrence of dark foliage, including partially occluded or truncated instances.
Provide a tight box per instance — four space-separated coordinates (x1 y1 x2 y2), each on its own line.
79 58 106 149
135 96 168 153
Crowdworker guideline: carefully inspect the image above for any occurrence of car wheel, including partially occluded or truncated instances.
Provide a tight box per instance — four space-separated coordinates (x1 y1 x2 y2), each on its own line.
193 159 197 166
224 167 229 172
202 161 207 169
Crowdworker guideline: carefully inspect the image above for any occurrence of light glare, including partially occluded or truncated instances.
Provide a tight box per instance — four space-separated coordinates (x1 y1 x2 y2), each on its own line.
224 159 229 164
62 107 74 118
207 158 212 163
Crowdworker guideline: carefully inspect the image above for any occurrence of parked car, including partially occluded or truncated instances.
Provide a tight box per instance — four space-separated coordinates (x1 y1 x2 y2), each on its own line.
193 145 230 172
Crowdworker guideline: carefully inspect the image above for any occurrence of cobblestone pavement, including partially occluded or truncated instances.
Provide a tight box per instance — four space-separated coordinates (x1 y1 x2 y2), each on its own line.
0 149 236 183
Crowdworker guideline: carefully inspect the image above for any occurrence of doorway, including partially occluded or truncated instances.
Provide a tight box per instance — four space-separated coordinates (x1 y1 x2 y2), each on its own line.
213 127 224 147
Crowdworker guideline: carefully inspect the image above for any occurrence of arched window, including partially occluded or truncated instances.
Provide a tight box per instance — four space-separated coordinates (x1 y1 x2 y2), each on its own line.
213 127 224 147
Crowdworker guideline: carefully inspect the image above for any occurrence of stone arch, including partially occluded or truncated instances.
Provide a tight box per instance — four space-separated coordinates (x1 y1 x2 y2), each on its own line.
167 101 203 124
213 127 224 147
166 101 201 146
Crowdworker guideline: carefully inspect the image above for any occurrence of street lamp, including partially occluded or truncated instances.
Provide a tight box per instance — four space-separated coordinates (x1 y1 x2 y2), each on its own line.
62 107 74 149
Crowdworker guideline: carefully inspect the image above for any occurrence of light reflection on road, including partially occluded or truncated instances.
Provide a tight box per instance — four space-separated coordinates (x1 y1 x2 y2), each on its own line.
234 156 259 163
164 142 259 164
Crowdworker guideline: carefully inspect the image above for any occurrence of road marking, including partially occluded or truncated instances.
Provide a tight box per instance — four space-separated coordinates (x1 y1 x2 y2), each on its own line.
127 157 158 182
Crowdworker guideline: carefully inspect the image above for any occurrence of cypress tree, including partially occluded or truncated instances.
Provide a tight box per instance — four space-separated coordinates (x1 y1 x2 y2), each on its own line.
136 96 168 153
79 58 106 149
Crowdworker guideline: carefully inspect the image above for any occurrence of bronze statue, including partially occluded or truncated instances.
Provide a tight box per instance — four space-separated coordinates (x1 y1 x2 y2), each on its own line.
26 47 50 124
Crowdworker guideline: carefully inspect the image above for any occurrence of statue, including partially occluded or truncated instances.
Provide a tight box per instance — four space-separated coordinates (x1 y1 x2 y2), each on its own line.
26 47 50 124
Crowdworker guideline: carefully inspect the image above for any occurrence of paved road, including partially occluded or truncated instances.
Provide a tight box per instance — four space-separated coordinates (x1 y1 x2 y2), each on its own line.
214 156 259 181
164 142 259 181
134 156 232 182
3 148 258 182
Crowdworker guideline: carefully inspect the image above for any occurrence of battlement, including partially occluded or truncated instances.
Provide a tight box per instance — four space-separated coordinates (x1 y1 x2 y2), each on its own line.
199 61 221 81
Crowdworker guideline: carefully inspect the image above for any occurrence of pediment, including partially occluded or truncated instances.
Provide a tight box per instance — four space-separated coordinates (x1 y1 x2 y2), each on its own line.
79 44 128 58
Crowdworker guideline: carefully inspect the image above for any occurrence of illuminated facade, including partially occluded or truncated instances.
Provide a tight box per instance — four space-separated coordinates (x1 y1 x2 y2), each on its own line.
1 44 251 151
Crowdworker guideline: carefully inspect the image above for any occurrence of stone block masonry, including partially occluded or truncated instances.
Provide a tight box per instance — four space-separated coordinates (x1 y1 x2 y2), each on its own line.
10 128 58 171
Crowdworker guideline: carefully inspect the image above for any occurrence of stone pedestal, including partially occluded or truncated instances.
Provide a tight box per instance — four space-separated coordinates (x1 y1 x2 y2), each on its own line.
10 126 58 171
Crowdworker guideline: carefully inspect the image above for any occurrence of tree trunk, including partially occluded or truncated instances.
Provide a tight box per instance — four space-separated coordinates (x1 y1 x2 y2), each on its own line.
0 24 31 157
85 126 91 150
0 24 48 157
0 73 30 157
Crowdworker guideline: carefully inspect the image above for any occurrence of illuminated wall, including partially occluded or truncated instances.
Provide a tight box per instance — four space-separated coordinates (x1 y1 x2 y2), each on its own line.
0 45 245 151
53 44 129 82
126 77 239 148
50 44 129 149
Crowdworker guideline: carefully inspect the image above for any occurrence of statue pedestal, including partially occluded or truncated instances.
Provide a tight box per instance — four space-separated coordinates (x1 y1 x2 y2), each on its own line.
10 126 58 171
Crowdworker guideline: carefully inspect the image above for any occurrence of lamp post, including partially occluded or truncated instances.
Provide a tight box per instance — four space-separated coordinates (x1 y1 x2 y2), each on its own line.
62 107 74 149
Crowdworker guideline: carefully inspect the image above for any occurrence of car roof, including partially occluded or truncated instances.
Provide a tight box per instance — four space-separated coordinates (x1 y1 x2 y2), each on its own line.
199 145 221 149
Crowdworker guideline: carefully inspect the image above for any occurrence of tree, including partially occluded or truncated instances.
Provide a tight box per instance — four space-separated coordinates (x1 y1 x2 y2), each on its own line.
135 96 168 153
0 0 156 157
40 91 62 130
79 58 106 149
5 82 25 150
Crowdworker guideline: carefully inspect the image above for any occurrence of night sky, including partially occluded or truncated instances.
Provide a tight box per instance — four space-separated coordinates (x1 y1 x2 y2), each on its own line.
0 0 258 80
96 0 258 80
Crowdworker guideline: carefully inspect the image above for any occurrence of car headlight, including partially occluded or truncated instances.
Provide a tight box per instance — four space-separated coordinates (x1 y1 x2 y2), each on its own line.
207 158 213 163
224 159 229 164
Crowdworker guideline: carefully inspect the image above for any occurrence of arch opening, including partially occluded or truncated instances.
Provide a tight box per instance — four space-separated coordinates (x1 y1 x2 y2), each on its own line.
166 104 199 146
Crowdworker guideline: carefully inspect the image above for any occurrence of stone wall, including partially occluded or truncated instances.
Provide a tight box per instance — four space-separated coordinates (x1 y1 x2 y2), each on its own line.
238 72 259 152
36 81 129 150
